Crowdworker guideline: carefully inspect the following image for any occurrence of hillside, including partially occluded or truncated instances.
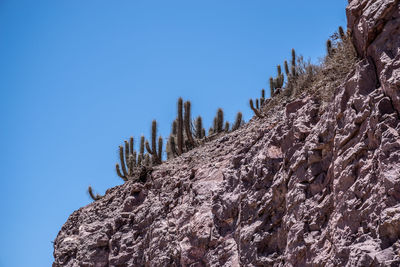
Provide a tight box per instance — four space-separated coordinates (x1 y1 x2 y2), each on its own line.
53 0 400 266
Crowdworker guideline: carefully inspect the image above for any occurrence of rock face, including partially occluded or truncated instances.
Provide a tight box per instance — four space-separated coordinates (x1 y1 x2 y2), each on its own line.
53 1 400 266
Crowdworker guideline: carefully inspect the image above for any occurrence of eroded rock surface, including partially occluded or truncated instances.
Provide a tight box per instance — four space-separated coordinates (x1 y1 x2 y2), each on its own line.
54 1 400 266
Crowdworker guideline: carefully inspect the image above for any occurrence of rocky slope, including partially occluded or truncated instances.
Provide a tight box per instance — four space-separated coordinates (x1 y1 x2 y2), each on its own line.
53 0 400 266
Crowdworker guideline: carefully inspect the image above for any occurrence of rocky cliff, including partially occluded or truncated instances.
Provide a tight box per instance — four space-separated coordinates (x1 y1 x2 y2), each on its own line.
53 0 400 266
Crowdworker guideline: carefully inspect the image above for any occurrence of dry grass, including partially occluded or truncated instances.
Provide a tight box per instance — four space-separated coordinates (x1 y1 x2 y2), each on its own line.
260 30 358 117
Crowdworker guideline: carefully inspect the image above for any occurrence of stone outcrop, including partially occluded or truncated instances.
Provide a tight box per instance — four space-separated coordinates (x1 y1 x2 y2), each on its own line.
53 0 400 266
347 0 400 114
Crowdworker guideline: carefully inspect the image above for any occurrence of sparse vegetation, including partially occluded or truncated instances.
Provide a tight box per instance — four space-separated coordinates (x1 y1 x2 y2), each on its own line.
87 26 358 201
232 112 243 131
88 186 103 201
250 26 358 119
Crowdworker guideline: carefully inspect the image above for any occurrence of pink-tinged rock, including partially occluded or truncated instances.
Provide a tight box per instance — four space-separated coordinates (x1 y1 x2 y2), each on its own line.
348 0 400 113
53 1 400 266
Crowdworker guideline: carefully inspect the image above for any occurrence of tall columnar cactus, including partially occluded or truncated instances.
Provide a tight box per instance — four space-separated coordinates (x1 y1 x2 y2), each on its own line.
326 40 332 56
216 108 224 133
116 145 128 181
250 87 267 118
166 119 179 160
195 116 203 139
145 120 162 164
172 120 177 135
284 60 289 76
291 48 296 76
184 101 196 147
213 117 218 133
270 77 275 97
124 140 130 167
291 48 296 66
274 76 283 89
177 98 184 155
274 64 284 89
157 136 163 162
127 153 135 176
249 99 264 118
167 97 207 158
224 121 230 132
260 89 265 106
116 136 141 181
167 135 178 159
88 186 103 201
232 112 243 131
138 135 145 165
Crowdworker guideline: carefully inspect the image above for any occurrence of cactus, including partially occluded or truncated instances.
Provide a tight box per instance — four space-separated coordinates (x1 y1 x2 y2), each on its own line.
275 74 284 89
124 140 130 165
212 117 217 134
326 40 332 56
116 145 128 181
195 116 203 139
177 98 183 155
88 186 103 201
158 136 163 162
291 48 296 66
260 89 265 106
256 99 259 110
172 120 177 135
232 112 243 131
249 99 264 118
138 135 145 165
216 108 224 133
115 136 146 181
284 60 289 76
145 120 162 164
129 137 134 156
291 48 296 76
270 77 275 97
184 101 196 146
167 97 207 158
201 128 206 138
224 121 230 132
167 135 178 159
277 65 282 77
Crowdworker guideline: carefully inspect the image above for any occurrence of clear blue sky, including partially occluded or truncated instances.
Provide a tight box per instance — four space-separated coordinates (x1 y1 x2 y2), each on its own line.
0 1 347 266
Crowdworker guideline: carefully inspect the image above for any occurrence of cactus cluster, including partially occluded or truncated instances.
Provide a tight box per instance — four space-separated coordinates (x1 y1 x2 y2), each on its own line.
86 24 349 202
88 135 153 201
270 48 297 97
269 65 284 96
249 89 265 118
166 98 204 159
210 108 225 134
116 135 151 181
248 48 299 118
164 98 244 160
209 108 243 134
